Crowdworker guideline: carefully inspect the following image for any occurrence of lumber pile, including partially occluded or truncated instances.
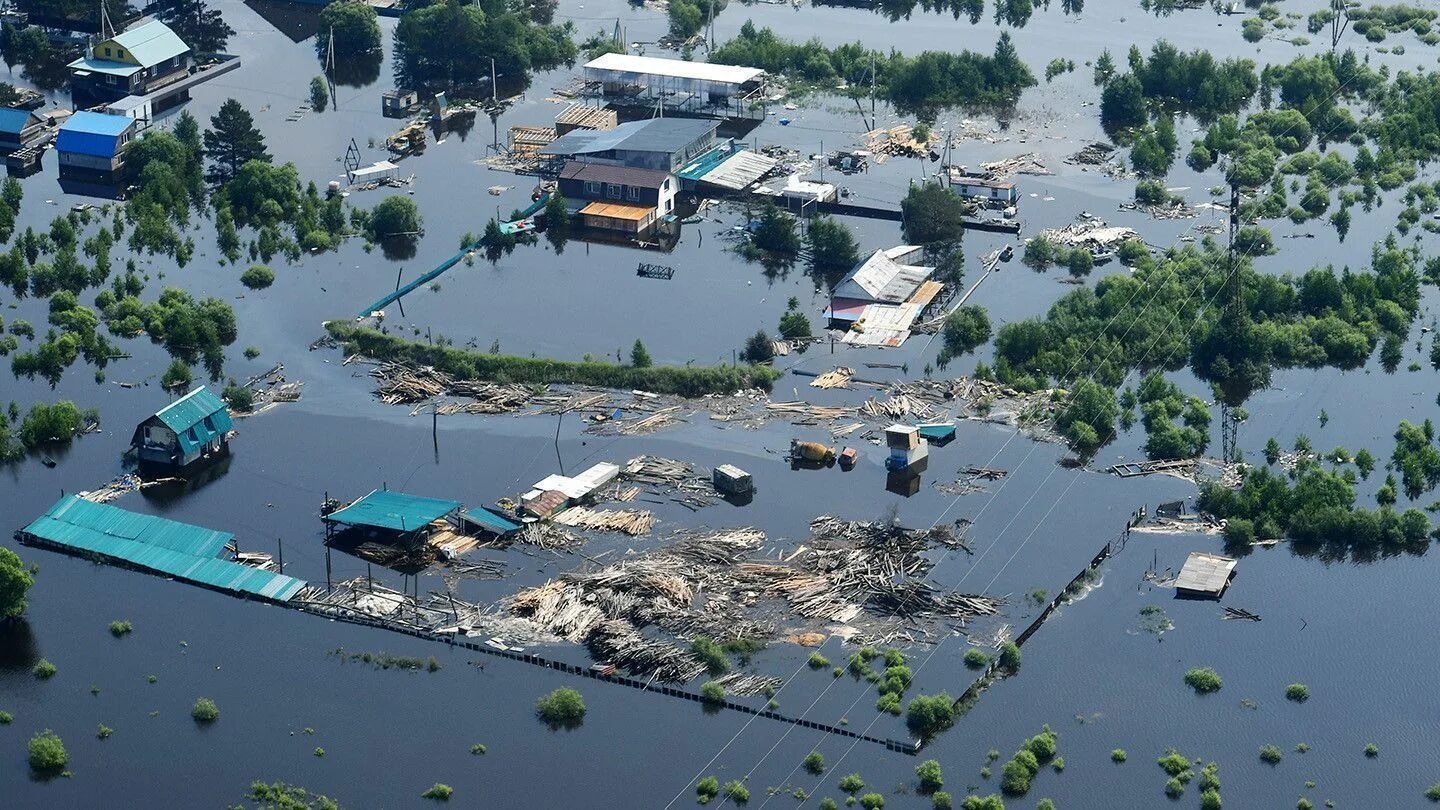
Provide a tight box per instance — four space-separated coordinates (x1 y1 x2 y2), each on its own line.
553 507 655 536
617 405 684 435
860 393 937 420
810 368 854 389
370 362 536 413
981 152 1051 177
766 401 855 421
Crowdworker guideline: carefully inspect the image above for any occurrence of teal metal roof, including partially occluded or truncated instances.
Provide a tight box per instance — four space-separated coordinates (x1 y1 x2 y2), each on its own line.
155 386 233 455
20 496 306 602
325 489 461 532
66 55 143 77
111 20 190 65
457 507 521 535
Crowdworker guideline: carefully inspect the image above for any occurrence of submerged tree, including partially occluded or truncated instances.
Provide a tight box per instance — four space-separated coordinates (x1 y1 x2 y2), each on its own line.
155 0 234 54
0 545 34 619
203 100 270 184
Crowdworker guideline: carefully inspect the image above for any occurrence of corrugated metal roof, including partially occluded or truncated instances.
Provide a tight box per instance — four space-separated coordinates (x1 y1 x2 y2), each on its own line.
57 112 133 158
584 53 764 86
560 160 670 189
66 56 143 77
111 20 190 66
1175 552 1237 596
324 489 461 532
457 507 521 535
833 248 934 304
153 386 233 455
20 495 306 602
541 118 716 158
0 108 39 135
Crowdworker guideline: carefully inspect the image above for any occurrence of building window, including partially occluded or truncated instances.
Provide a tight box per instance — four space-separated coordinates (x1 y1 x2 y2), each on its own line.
663 178 670 190
665 199 673 212
584 181 600 195
626 186 639 201
102 47 111 57
606 183 620 199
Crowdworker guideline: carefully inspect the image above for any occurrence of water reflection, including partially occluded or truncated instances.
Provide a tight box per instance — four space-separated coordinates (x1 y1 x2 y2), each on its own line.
0 619 39 673
330 53 383 89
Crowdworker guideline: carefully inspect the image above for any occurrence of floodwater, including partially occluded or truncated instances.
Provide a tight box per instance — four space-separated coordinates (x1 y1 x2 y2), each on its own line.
3 0 1440 806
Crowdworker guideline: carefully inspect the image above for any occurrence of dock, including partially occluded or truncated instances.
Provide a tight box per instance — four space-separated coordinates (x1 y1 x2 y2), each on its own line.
1110 459 1197 478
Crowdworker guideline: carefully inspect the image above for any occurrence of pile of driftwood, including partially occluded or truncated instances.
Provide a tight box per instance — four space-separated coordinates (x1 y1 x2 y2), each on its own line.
369 362 536 413
619 456 716 509
239 363 304 415
810 368 854 389
1066 142 1116 166
553 507 655 536
981 152 1051 177
766 401 855 421
860 393 937 420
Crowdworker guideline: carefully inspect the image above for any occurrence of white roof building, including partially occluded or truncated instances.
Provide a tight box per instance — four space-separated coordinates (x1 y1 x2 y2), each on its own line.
833 246 934 304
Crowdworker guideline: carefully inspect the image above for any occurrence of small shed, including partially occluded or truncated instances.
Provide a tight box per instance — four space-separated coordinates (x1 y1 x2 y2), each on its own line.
456 506 521 537
130 386 233 468
521 489 569 518
713 464 753 496
382 89 419 117
0 107 46 150
323 489 461 538
1175 551 1238 599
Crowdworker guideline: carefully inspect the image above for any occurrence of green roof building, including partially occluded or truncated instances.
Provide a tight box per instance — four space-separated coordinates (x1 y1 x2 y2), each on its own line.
130 386 234 468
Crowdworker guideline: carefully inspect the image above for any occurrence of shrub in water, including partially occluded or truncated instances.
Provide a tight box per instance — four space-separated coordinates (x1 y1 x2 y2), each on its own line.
839 773 865 794
32 659 56 679
420 783 453 800
1184 667 1223 693
916 759 943 793
108 620 133 637
723 780 749 804
1259 744 1283 764
804 751 826 775
1285 683 1310 702
191 697 220 723
963 648 988 669
1112 748 1127 763
697 776 720 803
808 652 830 669
536 688 586 726
27 730 67 771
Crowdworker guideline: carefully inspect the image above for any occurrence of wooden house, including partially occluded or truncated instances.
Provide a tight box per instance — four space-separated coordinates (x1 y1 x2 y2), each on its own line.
130 386 233 468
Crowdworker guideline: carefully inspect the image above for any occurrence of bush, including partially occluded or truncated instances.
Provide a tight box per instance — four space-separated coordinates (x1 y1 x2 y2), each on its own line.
916 759 944 793
858 793 885 809
804 751 826 774
1026 726 1057 761
741 329 775 364
469 743 486 755
691 637 730 675
1157 751 1190 776
697 776 720 802
97 723 113 739
1365 743 1379 757
1285 683 1310 702
421 783 453 801
1425 784 1440 802
536 688 586 725
931 792 953 809
161 359 194 391
192 697 219 723
1165 777 1185 798
27 730 67 771
906 693 956 737
839 773 865 794
223 384 255 412
1184 667 1222 693
1112 748 1127 763
808 652 830 670
963 648 988 669
32 659 56 679
108 620 133 637
998 642 1021 673
700 682 726 705
724 780 750 804
0 711 11 724
1200 788 1222 809
943 306 992 356
1259 744 1283 764
778 310 812 340
240 264 274 290
1001 756 1035 795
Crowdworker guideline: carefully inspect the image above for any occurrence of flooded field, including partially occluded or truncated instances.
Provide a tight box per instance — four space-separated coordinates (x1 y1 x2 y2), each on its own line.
3 0 1440 806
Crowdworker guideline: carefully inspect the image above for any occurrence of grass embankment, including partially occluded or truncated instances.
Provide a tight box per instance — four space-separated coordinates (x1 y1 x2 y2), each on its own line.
326 322 782 396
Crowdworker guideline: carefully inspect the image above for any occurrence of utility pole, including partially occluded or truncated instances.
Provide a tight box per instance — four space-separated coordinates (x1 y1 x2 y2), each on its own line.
1329 0 1350 51
1220 182 1241 466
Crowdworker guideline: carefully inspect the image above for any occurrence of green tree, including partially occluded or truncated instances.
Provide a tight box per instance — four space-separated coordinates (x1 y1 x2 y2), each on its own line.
1093 48 1115 85
750 203 800 255
0 545 34 618
309 76 329 112
394 0 577 90
27 730 66 771
902 183 969 246
203 100 271 183
317 0 382 56
162 359 194 390
155 0 234 53
536 688 586 726
368 196 423 239
742 330 774 363
807 215 859 273
630 339 651 368
905 693 956 737
916 759 944 793
942 305 991 355
1100 73 1146 131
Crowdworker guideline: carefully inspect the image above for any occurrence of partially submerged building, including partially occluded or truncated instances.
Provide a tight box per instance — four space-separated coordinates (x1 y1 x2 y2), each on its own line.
17 494 306 602
559 161 677 236
825 246 940 347
56 110 137 186
541 117 720 173
322 489 462 543
949 174 1018 207
130 386 234 469
1175 551 1238 599
68 19 241 110
581 53 765 120
0 107 48 151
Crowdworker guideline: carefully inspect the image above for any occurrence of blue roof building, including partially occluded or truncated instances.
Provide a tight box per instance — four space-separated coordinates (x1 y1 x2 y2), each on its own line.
130 386 235 468
0 107 46 150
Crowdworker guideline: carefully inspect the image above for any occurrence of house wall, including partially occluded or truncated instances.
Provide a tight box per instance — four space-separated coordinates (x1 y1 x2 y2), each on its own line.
58 150 122 173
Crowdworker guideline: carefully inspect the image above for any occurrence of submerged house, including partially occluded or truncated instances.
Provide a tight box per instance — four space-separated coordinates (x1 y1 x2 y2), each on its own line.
55 110 137 184
130 386 234 468
558 161 676 236
825 246 940 348
68 20 194 105
0 107 48 151
540 117 719 173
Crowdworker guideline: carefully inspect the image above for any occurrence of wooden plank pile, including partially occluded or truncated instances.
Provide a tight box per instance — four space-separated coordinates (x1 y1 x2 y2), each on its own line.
553 507 655 536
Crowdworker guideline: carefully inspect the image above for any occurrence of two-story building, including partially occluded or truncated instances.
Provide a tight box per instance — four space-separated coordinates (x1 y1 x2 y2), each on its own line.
130 386 234 470
68 20 193 106
55 111 137 185
557 160 676 237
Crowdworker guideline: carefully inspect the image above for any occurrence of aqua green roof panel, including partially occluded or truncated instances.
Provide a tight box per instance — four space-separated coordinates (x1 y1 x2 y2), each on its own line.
20 496 305 602
324 489 461 532
154 386 233 455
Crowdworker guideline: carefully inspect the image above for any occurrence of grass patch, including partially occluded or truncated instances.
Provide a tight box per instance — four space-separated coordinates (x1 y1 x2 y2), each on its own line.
1184 667 1223 694
191 697 219 723
108 620 133 638
326 321 782 397
420 783 453 801
808 652 830 670
32 659 56 680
